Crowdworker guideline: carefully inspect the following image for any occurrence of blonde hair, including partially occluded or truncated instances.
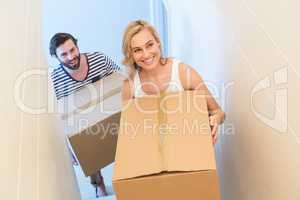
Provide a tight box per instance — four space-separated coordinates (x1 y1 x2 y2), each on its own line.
122 20 165 76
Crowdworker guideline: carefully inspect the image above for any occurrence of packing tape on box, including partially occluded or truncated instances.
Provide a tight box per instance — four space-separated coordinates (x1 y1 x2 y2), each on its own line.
157 91 174 171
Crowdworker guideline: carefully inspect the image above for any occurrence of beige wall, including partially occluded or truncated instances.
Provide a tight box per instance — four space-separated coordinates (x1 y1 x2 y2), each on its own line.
0 0 80 199
165 0 300 199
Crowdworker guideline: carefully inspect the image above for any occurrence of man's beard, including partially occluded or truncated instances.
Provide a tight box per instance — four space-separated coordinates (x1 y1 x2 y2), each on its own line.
61 55 80 70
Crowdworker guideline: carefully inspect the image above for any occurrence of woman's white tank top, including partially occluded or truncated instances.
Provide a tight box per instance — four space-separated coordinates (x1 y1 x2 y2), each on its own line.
133 59 184 97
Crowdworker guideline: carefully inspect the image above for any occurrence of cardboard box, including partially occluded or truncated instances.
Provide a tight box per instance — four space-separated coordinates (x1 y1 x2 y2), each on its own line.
113 90 220 200
68 112 121 176
59 72 125 176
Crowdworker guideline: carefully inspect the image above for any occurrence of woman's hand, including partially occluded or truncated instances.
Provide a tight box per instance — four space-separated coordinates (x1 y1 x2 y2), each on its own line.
209 114 219 145
209 110 225 145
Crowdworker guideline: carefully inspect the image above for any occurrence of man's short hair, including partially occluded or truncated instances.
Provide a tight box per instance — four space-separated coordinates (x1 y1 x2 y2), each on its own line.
49 32 78 57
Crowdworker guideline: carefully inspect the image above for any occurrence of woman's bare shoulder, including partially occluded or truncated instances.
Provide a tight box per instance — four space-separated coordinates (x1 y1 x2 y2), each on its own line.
178 62 204 90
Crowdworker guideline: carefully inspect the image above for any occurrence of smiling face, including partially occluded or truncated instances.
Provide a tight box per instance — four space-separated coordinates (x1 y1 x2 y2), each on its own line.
130 28 161 71
55 39 80 69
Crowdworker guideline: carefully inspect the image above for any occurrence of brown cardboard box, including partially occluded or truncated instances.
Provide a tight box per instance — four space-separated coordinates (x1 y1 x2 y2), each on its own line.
68 112 121 176
113 90 220 200
59 72 125 176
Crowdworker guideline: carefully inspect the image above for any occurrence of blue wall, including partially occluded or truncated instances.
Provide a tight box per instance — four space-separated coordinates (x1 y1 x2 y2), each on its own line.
43 0 152 68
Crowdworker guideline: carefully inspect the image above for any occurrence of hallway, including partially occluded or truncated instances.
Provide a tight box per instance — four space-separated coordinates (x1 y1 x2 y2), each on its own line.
1 0 300 199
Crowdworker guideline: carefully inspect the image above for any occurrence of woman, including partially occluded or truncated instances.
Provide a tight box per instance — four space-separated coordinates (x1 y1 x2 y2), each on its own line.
121 20 225 144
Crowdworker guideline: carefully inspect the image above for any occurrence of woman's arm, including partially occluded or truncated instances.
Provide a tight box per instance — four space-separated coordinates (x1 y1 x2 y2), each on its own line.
179 63 225 144
179 63 225 122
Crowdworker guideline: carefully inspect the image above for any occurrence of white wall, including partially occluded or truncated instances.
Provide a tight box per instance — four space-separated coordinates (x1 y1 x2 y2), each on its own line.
165 0 300 200
43 0 152 68
0 0 81 199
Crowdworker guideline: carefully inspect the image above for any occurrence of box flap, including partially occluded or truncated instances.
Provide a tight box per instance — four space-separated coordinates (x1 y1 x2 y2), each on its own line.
113 96 163 180
58 72 125 122
161 91 216 172
113 170 220 200
113 90 216 181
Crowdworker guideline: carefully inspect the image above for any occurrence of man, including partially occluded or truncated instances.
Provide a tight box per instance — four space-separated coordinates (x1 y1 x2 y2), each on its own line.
49 32 120 100
49 32 120 197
